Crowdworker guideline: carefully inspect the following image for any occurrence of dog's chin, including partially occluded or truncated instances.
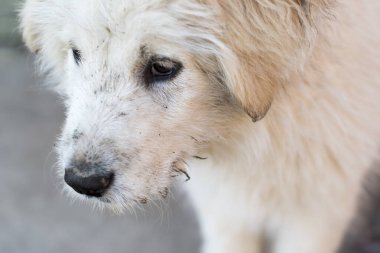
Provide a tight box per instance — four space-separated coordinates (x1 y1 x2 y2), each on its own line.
62 181 172 215
62 184 130 214
60 159 190 214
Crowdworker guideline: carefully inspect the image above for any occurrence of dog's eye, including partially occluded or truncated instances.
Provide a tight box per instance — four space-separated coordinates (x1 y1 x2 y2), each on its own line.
72 48 82 65
144 58 182 84
152 63 174 77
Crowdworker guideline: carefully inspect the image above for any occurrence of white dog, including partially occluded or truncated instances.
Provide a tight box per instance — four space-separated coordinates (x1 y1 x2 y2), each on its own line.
20 0 380 252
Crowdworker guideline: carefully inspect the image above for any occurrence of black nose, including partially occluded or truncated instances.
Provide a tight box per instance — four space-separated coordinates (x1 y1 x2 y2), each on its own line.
64 168 114 197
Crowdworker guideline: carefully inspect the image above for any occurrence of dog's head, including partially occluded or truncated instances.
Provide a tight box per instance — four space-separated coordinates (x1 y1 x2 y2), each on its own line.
20 0 331 211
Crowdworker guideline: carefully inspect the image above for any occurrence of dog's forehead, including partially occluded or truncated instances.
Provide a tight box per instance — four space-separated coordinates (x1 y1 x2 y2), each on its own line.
63 0 194 32
56 0 208 50
46 0 218 63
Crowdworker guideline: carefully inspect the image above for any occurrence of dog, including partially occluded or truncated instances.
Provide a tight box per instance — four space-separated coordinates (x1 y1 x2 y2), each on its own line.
20 0 380 252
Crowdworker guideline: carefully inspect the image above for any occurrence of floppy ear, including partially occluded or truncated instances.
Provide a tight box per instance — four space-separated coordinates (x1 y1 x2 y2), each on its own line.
19 0 67 87
203 0 333 121
209 1 294 122
19 0 42 53
218 52 275 122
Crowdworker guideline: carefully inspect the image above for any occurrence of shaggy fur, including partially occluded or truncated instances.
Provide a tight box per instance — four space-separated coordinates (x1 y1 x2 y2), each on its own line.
20 0 380 252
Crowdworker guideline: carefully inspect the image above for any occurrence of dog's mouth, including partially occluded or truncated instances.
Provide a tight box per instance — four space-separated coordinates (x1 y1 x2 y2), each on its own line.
63 155 193 210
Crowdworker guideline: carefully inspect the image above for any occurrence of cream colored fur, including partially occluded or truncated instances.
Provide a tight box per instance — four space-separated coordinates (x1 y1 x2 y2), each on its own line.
20 0 380 252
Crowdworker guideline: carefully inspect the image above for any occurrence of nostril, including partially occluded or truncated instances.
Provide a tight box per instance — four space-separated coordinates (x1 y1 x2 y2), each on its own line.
64 168 114 197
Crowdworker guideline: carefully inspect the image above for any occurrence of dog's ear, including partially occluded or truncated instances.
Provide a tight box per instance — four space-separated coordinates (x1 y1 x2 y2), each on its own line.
218 54 275 122
202 0 334 121
19 1 42 54
207 1 285 122
21 22 41 54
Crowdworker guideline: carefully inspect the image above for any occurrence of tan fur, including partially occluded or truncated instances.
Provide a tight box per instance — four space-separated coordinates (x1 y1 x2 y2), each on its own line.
198 0 335 120
186 0 380 252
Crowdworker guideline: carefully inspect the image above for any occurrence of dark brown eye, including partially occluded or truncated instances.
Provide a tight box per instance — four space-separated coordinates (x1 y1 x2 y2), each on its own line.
143 57 183 85
152 62 174 77
72 48 81 64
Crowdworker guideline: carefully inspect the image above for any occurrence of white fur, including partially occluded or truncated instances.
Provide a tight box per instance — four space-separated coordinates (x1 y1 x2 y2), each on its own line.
20 0 380 252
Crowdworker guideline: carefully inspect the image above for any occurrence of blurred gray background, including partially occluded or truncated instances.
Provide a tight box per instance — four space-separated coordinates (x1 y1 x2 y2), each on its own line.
0 1 379 253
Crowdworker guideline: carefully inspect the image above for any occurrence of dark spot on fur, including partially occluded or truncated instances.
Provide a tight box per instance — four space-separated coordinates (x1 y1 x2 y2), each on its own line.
190 136 199 142
139 197 148 204
159 188 169 199
118 112 127 117
172 162 191 182
249 110 268 122
67 158 107 177
194 156 207 160
72 48 82 65
139 45 151 61
72 129 84 141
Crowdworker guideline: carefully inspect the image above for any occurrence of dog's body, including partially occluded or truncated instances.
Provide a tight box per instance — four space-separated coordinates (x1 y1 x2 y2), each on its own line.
21 0 380 252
